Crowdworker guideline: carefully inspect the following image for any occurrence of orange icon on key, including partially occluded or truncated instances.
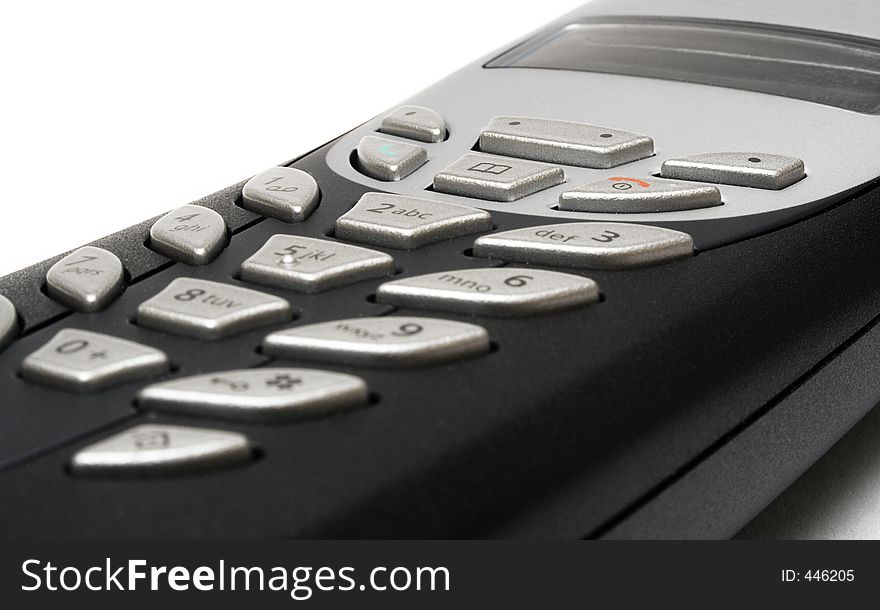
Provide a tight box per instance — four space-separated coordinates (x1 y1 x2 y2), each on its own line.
608 177 651 188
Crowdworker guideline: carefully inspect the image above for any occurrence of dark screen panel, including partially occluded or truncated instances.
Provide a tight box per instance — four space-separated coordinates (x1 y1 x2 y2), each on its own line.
487 19 880 114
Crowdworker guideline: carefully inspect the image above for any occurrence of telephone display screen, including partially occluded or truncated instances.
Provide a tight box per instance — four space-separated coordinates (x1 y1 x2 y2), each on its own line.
487 19 880 114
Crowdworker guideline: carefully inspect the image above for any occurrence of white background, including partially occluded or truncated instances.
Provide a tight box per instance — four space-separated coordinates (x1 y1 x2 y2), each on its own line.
0 0 582 275
2 0 880 539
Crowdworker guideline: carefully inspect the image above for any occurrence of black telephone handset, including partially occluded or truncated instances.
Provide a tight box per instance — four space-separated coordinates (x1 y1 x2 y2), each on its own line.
2 0 880 538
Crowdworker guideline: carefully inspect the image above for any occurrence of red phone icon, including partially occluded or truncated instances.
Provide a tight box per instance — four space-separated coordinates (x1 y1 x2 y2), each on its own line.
609 176 651 188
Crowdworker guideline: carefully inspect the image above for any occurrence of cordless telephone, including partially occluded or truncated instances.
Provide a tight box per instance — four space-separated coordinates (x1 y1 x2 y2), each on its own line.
2 0 880 539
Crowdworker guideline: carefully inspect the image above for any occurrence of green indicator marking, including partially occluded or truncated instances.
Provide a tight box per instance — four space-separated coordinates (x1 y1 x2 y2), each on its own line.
379 143 399 157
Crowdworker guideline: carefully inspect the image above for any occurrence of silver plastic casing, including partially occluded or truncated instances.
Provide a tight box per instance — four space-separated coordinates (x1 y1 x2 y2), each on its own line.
324 0 880 249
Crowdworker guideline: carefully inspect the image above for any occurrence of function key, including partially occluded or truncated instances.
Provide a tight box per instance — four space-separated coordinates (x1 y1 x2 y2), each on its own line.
21 328 169 392
660 153 805 190
559 176 721 213
433 153 564 202
480 117 654 169
137 368 368 421
356 135 427 181
137 278 291 340
69 424 252 477
240 235 394 293
376 268 598 316
149 205 227 265
379 105 447 143
473 222 693 269
335 193 492 249
0 294 19 351
263 316 490 367
46 246 124 313
241 167 320 222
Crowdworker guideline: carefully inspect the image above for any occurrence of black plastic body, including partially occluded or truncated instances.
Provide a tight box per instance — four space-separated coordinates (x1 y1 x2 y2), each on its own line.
1 136 879 539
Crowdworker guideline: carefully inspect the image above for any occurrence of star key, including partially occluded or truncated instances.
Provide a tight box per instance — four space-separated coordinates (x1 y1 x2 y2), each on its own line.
137 368 369 421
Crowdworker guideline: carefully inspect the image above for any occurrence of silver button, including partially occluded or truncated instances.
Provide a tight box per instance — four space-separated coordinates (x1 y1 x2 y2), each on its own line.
21 329 169 392
70 424 251 477
137 367 368 421
0 294 18 351
263 316 490 367
335 192 492 249
241 235 394 294
241 166 320 222
480 116 654 169
137 278 291 340
356 135 427 181
660 153 805 190
149 205 227 265
433 153 564 202
379 105 447 143
474 222 693 269
45 246 124 312
376 268 598 316
559 176 721 213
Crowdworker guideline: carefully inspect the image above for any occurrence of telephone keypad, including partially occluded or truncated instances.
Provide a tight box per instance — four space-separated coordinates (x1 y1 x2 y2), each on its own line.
375 268 599 316
21 328 169 392
70 424 252 477
241 167 320 222
150 205 228 265
335 192 492 249
263 316 490 367
137 367 369 421
8 114 808 487
356 135 428 181
660 152 805 190
474 222 693 269
559 177 722 213
479 116 654 169
45 246 125 313
379 105 447 143
241 235 395 293
433 153 564 202
137 278 291 340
